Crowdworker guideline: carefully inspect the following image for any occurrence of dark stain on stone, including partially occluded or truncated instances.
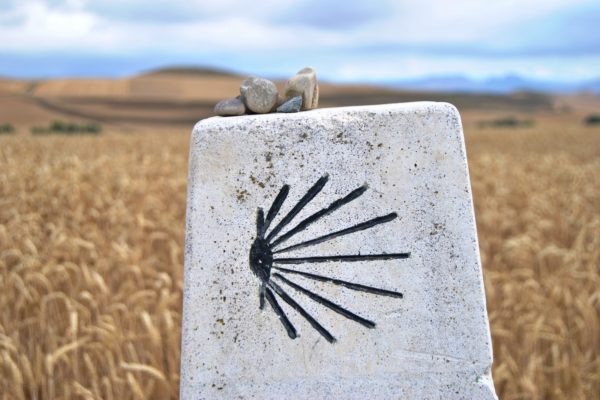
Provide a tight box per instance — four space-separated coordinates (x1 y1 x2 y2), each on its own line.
250 175 266 188
236 189 249 202
334 131 351 145
430 222 444 236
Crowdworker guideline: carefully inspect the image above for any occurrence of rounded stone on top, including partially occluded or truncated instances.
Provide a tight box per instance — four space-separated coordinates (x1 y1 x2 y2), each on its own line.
283 67 319 110
240 77 279 114
214 96 246 116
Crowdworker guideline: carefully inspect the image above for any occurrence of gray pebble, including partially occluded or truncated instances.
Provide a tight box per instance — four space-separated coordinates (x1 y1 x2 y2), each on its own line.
240 77 278 114
276 96 303 113
214 97 246 116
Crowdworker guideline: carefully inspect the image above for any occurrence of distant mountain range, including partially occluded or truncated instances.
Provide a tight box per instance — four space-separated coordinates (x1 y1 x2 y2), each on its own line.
388 74 600 94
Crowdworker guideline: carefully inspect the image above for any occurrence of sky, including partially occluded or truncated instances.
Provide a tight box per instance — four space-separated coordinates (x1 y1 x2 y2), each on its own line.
0 0 599 83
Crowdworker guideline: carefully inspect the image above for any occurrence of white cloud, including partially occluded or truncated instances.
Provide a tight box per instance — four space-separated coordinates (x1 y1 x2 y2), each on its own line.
0 1 344 52
0 2 108 50
1 0 592 52
0 0 597 81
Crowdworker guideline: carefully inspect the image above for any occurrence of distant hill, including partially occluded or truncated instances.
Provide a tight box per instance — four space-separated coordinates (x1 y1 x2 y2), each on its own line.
140 66 242 78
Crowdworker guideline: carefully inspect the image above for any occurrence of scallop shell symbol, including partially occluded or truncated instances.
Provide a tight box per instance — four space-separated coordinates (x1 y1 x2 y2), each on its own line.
249 173 410 343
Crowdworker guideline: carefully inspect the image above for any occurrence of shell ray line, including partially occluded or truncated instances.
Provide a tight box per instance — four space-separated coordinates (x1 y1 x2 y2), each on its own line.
273 266 403 298
272 253 411 264
269 184 368 248
265 287 297 339
267 280 337 343
265 174 329 242
273 212 398 254
273 273 376 329
262 185 289 237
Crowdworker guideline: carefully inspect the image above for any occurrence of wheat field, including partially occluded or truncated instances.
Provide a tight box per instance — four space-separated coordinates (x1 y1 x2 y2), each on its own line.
1 118 599 399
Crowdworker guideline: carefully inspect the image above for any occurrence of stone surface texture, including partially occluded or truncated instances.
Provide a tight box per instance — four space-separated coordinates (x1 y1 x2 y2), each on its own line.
214 97 246 116
240 77 278 114
276 95 302 113
181 102 497 399
284 67 319 110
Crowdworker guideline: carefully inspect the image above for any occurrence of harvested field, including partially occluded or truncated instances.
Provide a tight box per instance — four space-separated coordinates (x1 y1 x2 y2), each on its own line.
1 117 599 399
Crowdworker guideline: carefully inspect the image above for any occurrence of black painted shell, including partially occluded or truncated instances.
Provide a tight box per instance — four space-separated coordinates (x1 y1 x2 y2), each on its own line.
249 173 410 343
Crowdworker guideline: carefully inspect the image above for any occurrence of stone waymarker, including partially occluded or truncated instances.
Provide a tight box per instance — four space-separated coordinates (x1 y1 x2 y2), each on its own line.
181 102 497 399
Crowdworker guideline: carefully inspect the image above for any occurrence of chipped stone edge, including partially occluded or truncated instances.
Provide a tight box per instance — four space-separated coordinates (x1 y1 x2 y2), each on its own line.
437 102 497 399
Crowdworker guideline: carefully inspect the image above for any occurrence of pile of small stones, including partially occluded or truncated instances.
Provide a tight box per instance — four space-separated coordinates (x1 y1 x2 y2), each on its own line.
214 67 319 116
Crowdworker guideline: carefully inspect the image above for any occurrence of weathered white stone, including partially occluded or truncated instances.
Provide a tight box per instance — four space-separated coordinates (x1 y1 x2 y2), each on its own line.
181 102 497 399
284 66 319 110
